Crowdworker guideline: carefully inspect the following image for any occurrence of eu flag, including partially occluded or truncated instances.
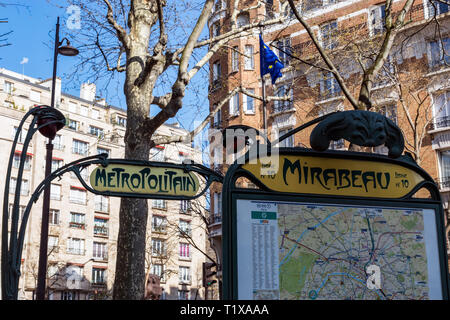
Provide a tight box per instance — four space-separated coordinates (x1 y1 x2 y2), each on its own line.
259 34 284 84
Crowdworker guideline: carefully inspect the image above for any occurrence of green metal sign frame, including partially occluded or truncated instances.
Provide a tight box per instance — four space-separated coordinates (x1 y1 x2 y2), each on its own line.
222 145 450 300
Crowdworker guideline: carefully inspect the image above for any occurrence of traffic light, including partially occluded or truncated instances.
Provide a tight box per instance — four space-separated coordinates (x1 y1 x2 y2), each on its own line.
202 262 217 287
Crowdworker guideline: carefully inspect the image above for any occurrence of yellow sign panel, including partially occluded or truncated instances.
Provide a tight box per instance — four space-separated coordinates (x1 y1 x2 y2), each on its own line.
242 155 424 198
90 164 199 197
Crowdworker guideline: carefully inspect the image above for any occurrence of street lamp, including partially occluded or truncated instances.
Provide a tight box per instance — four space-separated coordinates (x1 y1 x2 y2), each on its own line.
35 16 79 300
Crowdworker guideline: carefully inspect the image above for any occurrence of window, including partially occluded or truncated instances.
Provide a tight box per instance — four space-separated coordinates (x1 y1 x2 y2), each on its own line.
69 187 87 205
231 46 239 72
68 119 79 131
152 238 166 257
439 150 450 188
273 85 293 113
320 20 338 49
213 105 222 127
229 92 240 116
80 105 88 116
53 134 64 150
378 105 397 124
180 200 191 213
50 184 61 200
302 0 322 12
13 153 32 170
320 71 341 100
433 91 450 129
266 0 274 18
244 45 254 70
179 243 191 259
30 90 40 102
92 268 106 284
152 215 167 233
71 167 89 181
116 115 126 127
243 89 255 114
426 0 449 18
318 104 345 150
72 139 88 155
67 238 85 255
374 105 398 155
213 192 222 221
93 242 108 260
9 178 29 196
236 13 249 27
49 209 60 225
4 81 13 94
212 22 220 37
94 217 109 237
150 147 165 161
51 159 63 172
212 61 221 86
48 236 59 250
428 36 450 71
179 220 191 236
152 199 167 210
179 266 191 284
151 264 165 282
373 55 394 88
12 126 27 143
276 37 291 66
89 126 104 138
68 102 77 113
178 290 190 300
95 194 109 212
92 109 100 119
370 4 386 36
214 0 222 11
70 212 85 229
279 128 294 147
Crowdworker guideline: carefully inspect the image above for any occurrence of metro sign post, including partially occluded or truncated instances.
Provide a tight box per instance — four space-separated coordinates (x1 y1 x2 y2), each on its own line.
221 110 450 300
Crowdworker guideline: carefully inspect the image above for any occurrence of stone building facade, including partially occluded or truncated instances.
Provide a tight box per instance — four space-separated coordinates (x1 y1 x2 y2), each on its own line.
0 68 208 300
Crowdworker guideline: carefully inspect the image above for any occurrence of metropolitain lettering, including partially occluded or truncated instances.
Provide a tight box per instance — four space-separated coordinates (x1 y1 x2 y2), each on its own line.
94 167 197 194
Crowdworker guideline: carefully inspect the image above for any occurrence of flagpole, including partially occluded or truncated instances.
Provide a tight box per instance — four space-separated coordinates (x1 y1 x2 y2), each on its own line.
260 29 267 132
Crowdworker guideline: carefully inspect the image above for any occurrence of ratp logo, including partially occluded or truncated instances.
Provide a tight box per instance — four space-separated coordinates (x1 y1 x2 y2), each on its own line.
366 264 381 290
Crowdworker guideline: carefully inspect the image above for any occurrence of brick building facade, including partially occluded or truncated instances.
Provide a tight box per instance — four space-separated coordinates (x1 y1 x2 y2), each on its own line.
207 0 450 286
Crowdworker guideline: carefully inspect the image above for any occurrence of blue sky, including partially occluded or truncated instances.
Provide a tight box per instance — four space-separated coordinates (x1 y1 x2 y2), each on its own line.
0 0 210 130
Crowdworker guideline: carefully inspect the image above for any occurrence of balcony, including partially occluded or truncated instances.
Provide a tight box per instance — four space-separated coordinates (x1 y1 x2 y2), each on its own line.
67 248 85 255
429 116 450 131
94 225 109 237
152 225 167 234
93 252 108 262
272 103 294 116
437 177 450 190
69 221 86 230
209 214 222 225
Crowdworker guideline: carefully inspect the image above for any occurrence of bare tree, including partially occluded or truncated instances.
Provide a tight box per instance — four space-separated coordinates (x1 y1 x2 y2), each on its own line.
59 0 288 299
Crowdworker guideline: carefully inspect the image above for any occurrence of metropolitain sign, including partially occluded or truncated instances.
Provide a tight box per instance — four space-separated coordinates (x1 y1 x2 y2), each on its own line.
90 164 199 197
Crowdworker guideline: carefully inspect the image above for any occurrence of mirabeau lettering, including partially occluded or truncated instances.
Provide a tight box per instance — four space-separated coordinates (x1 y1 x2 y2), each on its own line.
282 158 390 192
93 167 197 194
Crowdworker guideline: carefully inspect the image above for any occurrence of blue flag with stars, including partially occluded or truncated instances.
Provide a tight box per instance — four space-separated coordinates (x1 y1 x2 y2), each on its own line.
259 34 284 84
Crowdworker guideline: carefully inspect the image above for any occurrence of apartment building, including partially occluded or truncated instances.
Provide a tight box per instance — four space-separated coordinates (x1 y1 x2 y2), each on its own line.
0 68 207 300
207 0 450 277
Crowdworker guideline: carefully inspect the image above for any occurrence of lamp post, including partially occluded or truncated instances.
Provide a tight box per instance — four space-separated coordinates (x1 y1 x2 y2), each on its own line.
35 17 79 300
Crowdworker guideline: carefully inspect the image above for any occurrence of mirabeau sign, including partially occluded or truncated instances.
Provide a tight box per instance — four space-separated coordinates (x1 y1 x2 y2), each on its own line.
242 154 425 198
90 164 200 197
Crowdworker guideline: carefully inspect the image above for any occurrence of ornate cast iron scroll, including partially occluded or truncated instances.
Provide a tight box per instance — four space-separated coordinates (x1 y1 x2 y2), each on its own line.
310 110 405 158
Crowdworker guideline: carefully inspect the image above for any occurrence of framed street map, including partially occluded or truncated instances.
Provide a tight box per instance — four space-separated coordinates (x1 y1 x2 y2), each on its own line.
235 198 444 300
